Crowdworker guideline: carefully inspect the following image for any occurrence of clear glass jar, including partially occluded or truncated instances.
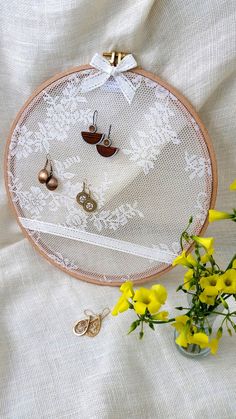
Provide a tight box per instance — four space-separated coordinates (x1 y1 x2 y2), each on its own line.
174 295 224 358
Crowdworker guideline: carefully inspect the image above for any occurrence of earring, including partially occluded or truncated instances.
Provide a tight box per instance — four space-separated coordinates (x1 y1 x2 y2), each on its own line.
38 154 58 191
96 125 119 157
76 181 89 205
73 315 91 336
76 181 97 212
83 189 97 213
73 308 110 337
81 110 105 145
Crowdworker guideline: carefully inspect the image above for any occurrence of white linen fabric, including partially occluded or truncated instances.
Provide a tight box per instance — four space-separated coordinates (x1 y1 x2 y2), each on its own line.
0 0 236 418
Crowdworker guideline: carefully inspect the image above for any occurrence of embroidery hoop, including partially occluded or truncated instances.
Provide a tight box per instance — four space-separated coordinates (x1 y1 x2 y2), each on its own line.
4 54 217 286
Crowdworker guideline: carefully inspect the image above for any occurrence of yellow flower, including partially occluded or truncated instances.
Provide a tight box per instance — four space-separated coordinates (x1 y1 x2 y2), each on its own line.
151 284 167 304
173 317 191 348
188 332 209 349
175 329 189 348
233 260 236 269
209 338 220 355
219 270 236 294
133 287 161 315
230 179 236 191
152 311 169 320
111 295 129 316
186 253 197 266
199 286 218 305
200 274 222 291
201 253 211 264
193 236 214 255
172 315 190 333
120 281 134 298
183 269 194 290
173 251 197 268
209 209 232 223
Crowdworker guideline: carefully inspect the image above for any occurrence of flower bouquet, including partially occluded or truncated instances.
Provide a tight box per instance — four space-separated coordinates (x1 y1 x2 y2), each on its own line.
112 180 236 356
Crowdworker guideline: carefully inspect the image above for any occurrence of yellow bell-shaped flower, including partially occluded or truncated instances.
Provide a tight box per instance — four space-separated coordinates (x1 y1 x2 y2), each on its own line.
133 287 161 315
209 209 232 223
188 332 209 348
151 284 167 304
230 179 236 191
120 281 134 298
111 295 129 316
199 286 218 305
193 236 214 255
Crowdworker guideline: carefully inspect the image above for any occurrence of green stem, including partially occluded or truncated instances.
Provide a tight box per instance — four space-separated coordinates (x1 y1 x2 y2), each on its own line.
147 317 175 325
226 254 236 270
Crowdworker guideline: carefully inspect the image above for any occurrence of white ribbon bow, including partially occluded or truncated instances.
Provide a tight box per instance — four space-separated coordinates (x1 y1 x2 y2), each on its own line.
80 53 138 104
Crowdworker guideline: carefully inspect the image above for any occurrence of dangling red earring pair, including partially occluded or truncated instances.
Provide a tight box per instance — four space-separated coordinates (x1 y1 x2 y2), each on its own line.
81 111 119 158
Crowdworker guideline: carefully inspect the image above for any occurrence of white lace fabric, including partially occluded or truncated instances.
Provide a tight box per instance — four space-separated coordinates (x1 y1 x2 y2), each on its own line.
6 69 214 283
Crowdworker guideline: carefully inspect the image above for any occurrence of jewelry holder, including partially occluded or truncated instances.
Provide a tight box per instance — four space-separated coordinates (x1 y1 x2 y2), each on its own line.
4 51 217 285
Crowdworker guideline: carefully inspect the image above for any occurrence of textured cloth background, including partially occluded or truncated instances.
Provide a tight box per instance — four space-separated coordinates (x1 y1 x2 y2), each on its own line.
0 1 236 418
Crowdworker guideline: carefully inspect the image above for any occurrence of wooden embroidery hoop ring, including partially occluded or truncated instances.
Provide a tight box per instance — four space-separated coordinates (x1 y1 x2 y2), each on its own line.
4 64 218 286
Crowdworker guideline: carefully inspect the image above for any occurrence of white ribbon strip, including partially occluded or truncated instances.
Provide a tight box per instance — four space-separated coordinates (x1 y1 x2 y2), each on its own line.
19 217 177 264
80 53 138 104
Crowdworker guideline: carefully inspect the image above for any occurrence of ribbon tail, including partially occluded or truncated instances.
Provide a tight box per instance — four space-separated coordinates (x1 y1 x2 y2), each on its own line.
80 72 110 93
115 74 137 104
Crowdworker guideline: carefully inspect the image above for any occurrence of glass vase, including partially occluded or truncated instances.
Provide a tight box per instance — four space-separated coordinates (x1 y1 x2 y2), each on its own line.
174 295 224 358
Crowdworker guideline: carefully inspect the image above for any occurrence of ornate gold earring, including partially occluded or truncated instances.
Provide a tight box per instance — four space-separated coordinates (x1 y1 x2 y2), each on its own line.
76 181 89 206
38 154 58 191
73 315 91 336
73 308 110 337
83 189 97 213
81 110 105 145
76 181 97 212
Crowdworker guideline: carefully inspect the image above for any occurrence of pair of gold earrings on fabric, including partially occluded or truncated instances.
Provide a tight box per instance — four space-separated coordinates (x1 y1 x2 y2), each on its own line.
38 157 97 213
81 110 119 157
76 181 97 213
73 308 110 337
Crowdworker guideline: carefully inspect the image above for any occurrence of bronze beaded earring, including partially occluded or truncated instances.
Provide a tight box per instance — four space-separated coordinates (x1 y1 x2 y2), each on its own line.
38 154 58 191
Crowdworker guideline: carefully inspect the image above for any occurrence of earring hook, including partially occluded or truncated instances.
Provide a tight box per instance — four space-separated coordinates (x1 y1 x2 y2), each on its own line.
93 110 98 126
107 125 112 138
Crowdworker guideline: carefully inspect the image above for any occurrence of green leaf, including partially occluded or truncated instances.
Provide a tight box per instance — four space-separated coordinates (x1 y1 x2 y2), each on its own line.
227 328 232 337
139 331 144 339
220 296 229 309
217 327 223 339
127 320 140 335
149 322 155 330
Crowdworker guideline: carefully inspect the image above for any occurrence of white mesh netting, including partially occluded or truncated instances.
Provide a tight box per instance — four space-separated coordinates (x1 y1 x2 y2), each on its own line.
6 68 215 285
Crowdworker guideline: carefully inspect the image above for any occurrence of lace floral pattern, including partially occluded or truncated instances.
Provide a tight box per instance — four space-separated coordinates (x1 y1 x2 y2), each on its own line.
8 169 144 233
123 97 180 175
6 69 214 282
184 151 211 180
